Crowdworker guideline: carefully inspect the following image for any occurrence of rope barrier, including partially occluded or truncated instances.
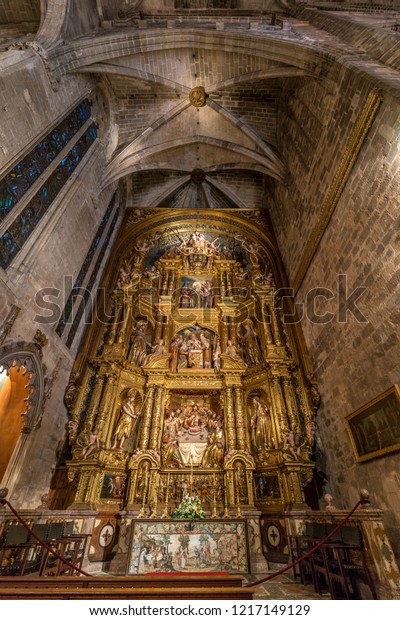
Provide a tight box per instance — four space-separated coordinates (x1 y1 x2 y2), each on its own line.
0 497 90 577
246 498 363 588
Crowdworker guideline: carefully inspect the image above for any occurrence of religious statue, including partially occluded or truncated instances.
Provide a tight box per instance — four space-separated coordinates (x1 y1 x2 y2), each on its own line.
67 419 78 444
111 392 141 450
132 238 152 268
306 373 321 412
250 396 273 450
213 337 221 372
162 438 183 468
199 332 212 368
116 259 136 289
225 340 247 367
128 321 149 366
169 335 182 372
64 372 80 411
202 421 225 467
282 428 302 461
145 338 166 363
81 430 101 459
239 321 262 366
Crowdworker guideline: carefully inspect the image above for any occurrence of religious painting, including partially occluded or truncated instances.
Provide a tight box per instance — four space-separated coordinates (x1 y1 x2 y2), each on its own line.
127 521 248 574
255 474 281 500
345 385 400 463
162 392 224 468
100 473 127 499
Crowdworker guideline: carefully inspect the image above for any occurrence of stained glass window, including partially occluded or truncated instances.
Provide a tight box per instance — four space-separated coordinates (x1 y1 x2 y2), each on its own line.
65 208 120 349
0 99 91 223
0 124 97 270
56 193 117 337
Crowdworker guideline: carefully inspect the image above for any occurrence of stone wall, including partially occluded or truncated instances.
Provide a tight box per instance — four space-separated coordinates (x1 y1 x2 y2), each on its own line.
0 0 40 25
271 66 373 283
271 75 400 560
0 56 119 508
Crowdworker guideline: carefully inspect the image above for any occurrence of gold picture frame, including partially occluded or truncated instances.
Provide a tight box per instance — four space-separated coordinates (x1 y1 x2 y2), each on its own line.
346 385 400 463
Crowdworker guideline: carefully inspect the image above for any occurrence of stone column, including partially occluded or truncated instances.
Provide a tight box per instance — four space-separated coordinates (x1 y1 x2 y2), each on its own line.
149 386 164 451
225 387 236 451
234 386 246 451
139 385 156 450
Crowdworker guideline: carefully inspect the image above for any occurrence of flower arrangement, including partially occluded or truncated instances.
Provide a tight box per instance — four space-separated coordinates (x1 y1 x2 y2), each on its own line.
171 495 206 521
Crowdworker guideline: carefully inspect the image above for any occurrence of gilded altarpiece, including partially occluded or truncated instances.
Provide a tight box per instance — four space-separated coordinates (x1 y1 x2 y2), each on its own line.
64 210 319 571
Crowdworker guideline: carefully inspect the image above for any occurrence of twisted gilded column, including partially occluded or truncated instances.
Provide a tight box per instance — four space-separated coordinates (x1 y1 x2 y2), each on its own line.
269 374 289 442
139 385 156 450
107 298 121 344
85 374 106 429
117 297 131 344
262 303 274 346
234 386 246 451
149 386 165 451
225 387 236 451
270 304 283 347
95 373 118 441
282 376 300 432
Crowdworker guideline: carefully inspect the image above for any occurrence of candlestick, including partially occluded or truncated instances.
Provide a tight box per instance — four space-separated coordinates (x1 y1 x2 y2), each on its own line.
235 466 242 518
138 463 150 518
150 471 159 518
161 472 171 519
211 472 218 518
223 472 230 518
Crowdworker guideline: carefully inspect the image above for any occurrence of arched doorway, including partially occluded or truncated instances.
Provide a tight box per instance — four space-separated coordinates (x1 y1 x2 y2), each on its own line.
0 362 32 482
0 345 45 489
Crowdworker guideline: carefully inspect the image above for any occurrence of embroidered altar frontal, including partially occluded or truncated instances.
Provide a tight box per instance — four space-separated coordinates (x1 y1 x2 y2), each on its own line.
127 520 249 574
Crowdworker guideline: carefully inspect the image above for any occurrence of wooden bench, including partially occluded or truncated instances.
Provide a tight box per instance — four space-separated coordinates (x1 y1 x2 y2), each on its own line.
289 523 377 599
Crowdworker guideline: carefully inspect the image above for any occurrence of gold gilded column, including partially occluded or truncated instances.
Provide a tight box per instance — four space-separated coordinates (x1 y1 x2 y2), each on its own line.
269 374 288 442
234 386 246 451
149 386 165 451
139 385 156 450
225 387 236 451
263 302 274 346
85 374 105 429
95 373 118 441
117 296 131 344
107 298 121 345
270 304 283 347
282 376 300 433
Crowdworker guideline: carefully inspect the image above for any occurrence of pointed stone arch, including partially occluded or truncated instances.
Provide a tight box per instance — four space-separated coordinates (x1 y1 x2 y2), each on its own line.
0 341 46 489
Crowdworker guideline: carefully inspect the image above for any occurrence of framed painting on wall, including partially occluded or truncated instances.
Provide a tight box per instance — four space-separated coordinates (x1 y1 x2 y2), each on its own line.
345 385 400 462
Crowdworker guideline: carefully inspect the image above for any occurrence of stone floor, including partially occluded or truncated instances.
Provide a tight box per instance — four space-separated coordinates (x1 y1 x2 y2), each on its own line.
245 572 329 600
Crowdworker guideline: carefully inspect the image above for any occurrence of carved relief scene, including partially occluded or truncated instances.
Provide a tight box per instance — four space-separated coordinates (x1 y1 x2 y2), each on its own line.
162 392 224 468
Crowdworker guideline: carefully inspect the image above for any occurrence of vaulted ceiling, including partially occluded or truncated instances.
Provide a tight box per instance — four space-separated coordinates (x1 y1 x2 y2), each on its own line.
74 31 314 210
